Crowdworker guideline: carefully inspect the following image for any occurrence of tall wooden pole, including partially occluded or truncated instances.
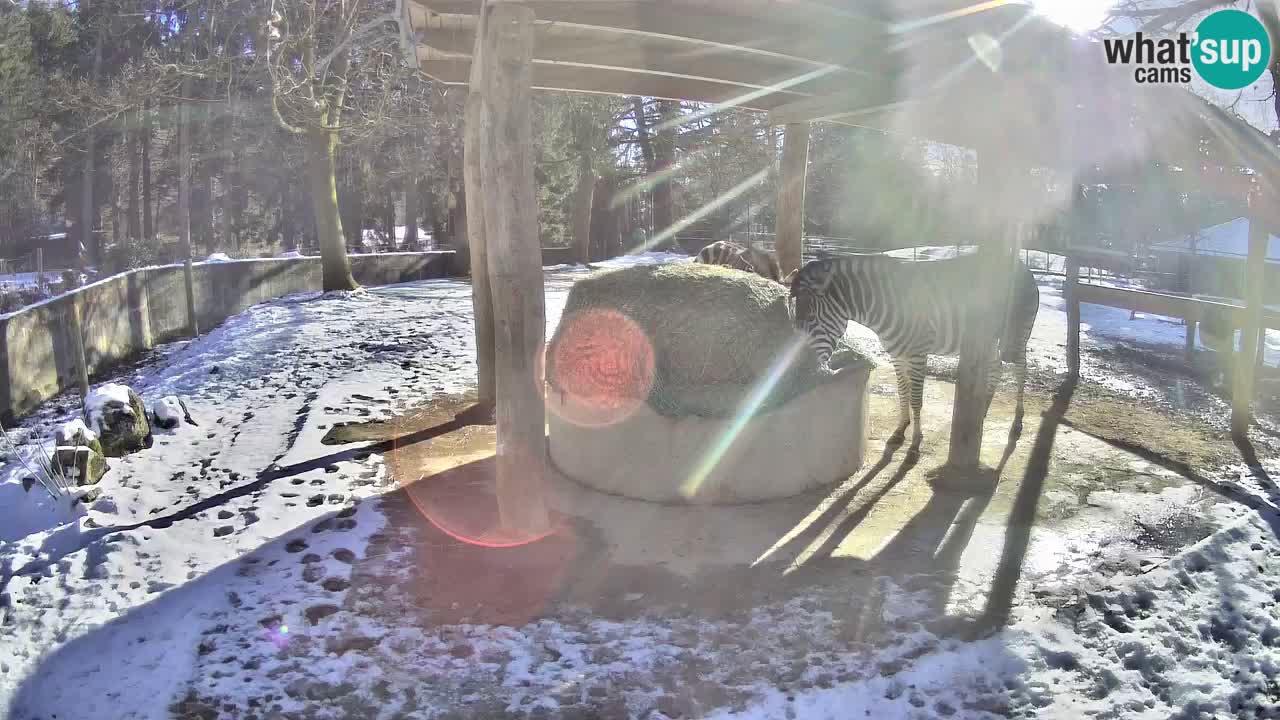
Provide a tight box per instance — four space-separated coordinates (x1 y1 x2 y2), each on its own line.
1065 254 1081 381
947 154 1013 471
775 122 809 277
463 7 496 405
473 0 549 534
1232 195 1267 437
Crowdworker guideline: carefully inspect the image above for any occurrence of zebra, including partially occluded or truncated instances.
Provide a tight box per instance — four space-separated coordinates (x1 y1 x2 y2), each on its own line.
789 254 1039 450
695 241 783 283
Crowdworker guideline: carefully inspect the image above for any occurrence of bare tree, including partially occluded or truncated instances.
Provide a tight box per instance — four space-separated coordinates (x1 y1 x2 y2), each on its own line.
265 0 411 290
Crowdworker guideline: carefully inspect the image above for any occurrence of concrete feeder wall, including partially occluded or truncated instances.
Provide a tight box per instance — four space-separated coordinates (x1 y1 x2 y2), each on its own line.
548 363 870 505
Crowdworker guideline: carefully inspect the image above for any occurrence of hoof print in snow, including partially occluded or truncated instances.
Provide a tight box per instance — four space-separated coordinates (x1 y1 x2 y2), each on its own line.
217 510 234 520
321 577 350 592
448 643 475 659
213 525 234 537
331 548 355 564
327 493 344 504
302 566 325 583
85 384 152 457
335 518 357 531
324 464 339 474
285 539 308 553
20 476 35 492
305 604 340 625
336 506 357 519
307 495 324 507
301 553 322 564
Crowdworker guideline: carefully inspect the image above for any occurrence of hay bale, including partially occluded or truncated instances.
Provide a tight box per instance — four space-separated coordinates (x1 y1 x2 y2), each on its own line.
546 262 869 418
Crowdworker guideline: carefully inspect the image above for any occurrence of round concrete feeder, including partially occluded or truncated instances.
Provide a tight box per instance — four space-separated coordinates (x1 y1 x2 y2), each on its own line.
548 358 870 505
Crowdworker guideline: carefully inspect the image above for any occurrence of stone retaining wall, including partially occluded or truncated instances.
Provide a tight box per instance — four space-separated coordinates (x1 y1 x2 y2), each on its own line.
0 252 454 421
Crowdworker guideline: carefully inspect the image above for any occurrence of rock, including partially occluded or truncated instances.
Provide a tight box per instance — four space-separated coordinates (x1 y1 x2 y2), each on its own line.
55 445 108 486
85 384 152 457
152 396 184 430
20 476 35 492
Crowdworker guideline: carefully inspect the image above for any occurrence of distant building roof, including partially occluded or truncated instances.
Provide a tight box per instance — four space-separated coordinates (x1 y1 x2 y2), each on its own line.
1152 217 1280 262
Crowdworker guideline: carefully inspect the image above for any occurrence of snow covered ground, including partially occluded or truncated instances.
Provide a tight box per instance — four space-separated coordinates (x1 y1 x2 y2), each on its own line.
1 251 1277 720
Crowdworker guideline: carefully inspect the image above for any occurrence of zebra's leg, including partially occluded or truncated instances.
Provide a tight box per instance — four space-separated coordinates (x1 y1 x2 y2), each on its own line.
908 354 927 451
983 349 1003 419
888 357 913 445
1009 357 1028 439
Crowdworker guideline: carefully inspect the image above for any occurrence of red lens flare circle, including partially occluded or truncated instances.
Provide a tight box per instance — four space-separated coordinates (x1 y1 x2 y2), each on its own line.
547 308 655 428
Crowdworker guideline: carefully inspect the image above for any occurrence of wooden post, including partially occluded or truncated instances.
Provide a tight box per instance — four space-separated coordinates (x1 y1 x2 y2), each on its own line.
1065 254 1081 381
178 77 199 337
35 248 43 294
1232 199 1267 437
463 9 496 405
473 0 550 534
946 153 1016 471
775 122 809 277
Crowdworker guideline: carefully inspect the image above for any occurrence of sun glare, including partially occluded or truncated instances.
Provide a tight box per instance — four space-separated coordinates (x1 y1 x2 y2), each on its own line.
1031 0 1113 32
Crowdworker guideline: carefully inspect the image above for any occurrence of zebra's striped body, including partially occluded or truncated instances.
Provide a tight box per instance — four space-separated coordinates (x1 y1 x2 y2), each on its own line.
695 241 783 283
790 254 1040 449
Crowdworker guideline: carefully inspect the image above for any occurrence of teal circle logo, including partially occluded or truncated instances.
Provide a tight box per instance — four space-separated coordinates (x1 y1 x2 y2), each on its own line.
1192 10 1271 90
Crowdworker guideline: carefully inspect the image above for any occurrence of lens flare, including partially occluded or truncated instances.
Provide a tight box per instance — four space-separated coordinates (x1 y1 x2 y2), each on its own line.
547 308 656 428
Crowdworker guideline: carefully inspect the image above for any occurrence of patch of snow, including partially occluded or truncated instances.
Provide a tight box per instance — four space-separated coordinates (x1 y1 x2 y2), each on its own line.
1153 216 1280 261
204 252 233 263
0 461 84 544
276 250 308 258
56 418 97 445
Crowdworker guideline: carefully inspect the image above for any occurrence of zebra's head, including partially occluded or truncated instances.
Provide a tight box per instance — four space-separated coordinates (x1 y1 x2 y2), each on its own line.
789 259 842 363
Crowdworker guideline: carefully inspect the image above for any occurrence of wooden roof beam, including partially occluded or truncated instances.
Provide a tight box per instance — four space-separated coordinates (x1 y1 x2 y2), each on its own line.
413 0 891 70
416 22 858 97
417 54 803 109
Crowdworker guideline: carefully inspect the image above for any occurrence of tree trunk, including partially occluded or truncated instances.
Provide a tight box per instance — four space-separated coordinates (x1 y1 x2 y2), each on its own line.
473 1 550 535
464 70 496 404
651 100 679 245
221 101 237 254
281 190 297 251
307 128 358 291
126 111 141 241
178 78 198 337
383 199 396 250
775 122 809 277
572 151 595 263
78 26 105 283
404 176 419 249
340 155 364 249
192 158 213 254
141 98 153 242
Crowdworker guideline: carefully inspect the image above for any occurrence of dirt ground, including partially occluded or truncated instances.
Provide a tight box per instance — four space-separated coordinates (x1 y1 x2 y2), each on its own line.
264 348 1278 719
